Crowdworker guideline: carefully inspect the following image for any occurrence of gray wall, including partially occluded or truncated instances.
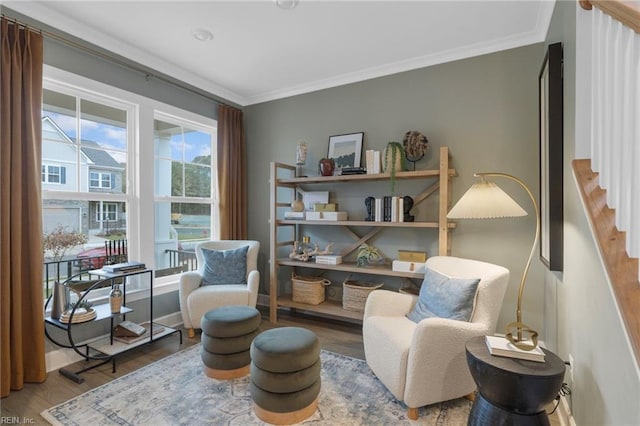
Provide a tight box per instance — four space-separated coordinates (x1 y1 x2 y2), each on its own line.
548 1 640 425
245 44 548 335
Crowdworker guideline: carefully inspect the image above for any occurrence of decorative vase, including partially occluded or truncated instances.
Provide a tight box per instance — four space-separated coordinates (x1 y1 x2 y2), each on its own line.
291 199 304 212
109 284 123 314
51 281 70 319
318 158 335 176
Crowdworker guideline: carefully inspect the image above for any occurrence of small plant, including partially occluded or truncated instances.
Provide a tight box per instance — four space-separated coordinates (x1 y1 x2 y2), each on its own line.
383 141 407 193
43 225 88 261
356 244 384 267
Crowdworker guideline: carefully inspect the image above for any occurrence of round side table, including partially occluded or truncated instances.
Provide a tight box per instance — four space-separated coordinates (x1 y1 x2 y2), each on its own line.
465 335 566 426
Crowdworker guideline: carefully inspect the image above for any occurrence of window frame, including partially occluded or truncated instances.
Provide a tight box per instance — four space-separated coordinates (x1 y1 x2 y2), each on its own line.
43 66 217 294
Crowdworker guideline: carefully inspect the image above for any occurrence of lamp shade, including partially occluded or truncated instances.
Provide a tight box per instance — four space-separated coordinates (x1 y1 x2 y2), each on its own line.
447 180 527 219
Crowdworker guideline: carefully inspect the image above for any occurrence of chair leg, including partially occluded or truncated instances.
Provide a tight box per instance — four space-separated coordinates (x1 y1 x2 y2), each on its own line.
465 392 476 402
188 328 195 339
407 407 418 420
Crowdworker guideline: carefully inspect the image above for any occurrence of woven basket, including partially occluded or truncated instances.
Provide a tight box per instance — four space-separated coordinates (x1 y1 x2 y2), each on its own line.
342 277 383 312
291 273 331 305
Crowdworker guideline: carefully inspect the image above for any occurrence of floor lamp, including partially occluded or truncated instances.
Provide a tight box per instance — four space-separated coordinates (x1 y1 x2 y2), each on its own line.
447 172 540 350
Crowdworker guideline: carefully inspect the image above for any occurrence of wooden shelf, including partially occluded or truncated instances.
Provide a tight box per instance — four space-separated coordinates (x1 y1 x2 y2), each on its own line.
277 168 456 184
277 259 425 279
269 146 455 323
278 219 456 228
89 324 179 356
277 296 364 321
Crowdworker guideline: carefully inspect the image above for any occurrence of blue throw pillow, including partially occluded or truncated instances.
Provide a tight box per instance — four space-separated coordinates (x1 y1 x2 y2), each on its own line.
406 267 480 323
200 245 249 286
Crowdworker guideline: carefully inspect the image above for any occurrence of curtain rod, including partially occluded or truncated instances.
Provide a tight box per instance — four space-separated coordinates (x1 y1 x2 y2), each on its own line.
1 14 238 109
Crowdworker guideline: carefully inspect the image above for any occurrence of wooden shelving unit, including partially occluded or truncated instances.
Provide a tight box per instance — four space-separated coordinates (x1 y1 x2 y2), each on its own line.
268 146 456 323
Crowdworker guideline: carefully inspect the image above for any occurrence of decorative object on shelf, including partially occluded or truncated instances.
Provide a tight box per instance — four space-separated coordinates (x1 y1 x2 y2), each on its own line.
402 131 429 171
403 195 415 222
318 157 335 176
313 203 337 212
59 307 97 324
299 189 329 210
109 284 123 314
295 141 307 177
291 273 332 305
383 141 406 193
327 132 364 173
290 198 305 212
356 244 384 267
342 277 383 312
364 196 375 221
397 250 427 263
447 172 539 351
51 281 71 320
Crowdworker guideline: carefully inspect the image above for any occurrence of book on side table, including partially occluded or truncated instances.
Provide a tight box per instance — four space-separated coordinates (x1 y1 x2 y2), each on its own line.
485 335 546 363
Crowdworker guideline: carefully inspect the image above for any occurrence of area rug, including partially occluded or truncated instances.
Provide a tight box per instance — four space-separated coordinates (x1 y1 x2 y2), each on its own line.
41 344 472 425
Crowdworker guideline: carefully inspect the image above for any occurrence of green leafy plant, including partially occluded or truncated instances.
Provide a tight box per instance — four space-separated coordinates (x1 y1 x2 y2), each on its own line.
43 225 88 261
356 244 384 267
383 141 407 193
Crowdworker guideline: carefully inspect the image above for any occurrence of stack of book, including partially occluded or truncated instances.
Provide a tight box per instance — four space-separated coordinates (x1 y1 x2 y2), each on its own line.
102 261 146 273
284 211 306 220
364 150 381 174
485 335 546 362
315 255 342 265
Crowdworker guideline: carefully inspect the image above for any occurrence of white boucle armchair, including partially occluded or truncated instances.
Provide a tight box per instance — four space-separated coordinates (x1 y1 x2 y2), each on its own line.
179 240 260 338
363 256 509 420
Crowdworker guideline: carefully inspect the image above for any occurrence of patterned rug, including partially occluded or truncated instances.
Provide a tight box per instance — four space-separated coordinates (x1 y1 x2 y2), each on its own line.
41 344 472 425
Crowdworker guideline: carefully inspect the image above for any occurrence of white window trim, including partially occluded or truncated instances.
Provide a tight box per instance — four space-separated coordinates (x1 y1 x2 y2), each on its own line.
89 171 112 189
42 163 65 184
44 66 217 292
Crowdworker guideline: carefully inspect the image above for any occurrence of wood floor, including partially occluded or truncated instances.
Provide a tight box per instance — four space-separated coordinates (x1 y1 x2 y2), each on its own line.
1 309 561 425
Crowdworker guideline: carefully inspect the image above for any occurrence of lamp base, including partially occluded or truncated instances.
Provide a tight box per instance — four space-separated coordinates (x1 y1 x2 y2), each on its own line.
505 321 539 351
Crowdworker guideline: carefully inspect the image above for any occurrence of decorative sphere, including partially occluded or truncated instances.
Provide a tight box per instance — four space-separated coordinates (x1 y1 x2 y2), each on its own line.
291 199 304 212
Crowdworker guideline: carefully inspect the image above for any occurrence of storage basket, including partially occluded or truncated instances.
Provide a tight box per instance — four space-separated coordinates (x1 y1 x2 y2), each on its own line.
342 276 383 312
291 273 331 305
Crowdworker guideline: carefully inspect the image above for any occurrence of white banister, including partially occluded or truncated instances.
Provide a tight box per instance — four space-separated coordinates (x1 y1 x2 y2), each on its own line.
589 7 640 278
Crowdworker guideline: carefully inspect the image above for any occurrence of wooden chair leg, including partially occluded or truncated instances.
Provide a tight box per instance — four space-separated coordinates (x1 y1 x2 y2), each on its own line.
465 392 476 402
188 328 195 339
407 407 418 420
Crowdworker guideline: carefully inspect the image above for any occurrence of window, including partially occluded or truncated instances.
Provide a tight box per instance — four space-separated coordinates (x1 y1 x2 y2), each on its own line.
90 172 112 189
154 115 216 277
41 67 217 300
42 164 66 184
96 202 118 222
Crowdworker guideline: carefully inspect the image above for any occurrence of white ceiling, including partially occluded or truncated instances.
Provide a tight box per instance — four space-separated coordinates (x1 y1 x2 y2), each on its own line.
6 1 555 106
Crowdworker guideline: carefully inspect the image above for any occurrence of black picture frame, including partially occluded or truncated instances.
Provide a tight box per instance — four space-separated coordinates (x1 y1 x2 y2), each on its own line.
539 42 563 271
328 132 364 172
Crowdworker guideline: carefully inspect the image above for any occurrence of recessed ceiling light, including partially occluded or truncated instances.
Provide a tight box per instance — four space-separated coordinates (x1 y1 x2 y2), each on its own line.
274 0 298 10
192 28 214 42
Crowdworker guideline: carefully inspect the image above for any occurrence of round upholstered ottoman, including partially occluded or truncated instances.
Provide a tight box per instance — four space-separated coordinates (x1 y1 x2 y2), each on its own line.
200 305 261 380
250 327 321 425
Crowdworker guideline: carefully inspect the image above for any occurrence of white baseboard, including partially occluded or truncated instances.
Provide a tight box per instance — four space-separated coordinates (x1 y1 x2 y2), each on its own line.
45 312 184 373
557 394 577 426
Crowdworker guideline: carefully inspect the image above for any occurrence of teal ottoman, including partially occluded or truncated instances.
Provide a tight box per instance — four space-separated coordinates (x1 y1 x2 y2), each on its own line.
250 327 321 425
200 305 261 379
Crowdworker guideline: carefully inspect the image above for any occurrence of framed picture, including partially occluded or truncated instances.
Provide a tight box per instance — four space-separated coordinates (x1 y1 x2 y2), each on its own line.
328 132 364 172
539 42 563 271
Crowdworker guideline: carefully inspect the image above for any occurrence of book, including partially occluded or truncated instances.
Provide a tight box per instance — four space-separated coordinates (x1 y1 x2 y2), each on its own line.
315 255 342 264
102 261 146 273
284 211 306 219
485 335 545 363
113 321 165 344
113 320 147 337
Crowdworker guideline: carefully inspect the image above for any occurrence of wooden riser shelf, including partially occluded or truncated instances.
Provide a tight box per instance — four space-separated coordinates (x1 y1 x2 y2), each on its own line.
277 296 364 321
277 169 456 184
